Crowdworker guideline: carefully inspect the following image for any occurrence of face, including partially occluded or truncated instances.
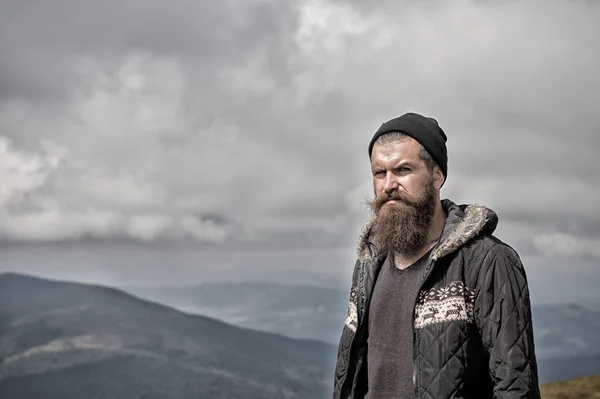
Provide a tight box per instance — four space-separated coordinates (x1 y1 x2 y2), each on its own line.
370 137 443 207
367 137 444 257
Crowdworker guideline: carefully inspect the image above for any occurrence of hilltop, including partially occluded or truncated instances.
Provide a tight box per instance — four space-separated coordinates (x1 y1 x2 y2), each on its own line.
540 374 600 399
0 272 336 399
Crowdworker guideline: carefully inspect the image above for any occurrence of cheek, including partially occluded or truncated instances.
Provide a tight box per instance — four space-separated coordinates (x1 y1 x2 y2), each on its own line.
399 178 419 194
372 179 382 193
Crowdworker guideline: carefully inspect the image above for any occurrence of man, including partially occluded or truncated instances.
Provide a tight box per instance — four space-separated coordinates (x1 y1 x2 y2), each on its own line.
332 112 540 399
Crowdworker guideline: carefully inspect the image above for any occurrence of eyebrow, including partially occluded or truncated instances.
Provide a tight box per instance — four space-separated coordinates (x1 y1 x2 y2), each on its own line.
393 162 414 169
372 161 414 173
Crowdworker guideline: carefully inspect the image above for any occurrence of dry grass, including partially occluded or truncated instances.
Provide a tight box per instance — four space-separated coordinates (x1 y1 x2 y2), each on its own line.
541 375 600 399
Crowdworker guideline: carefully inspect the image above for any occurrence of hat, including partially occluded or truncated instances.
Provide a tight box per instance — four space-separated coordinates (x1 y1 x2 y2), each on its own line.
368 112 448 182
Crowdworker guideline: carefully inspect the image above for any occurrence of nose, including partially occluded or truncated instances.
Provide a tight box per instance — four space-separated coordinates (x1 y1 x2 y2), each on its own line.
383 171 398 192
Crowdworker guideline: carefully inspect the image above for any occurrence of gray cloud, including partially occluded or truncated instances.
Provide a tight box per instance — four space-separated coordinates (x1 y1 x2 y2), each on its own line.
0 0 300 99
0 0 599 267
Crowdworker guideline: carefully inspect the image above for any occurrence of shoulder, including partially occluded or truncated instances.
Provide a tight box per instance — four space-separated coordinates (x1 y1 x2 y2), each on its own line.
462 234 526 285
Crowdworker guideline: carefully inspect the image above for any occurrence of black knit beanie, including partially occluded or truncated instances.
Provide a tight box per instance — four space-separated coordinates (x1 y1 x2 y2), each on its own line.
368 112 448 182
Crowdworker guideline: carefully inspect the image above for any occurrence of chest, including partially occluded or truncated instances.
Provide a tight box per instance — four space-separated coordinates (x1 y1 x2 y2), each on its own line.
363 251 476 331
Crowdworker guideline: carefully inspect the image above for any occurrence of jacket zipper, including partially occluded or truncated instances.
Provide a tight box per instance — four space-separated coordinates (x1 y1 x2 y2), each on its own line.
411 255 437 399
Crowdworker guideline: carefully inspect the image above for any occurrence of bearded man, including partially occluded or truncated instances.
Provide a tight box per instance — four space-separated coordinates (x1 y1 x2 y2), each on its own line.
332 112 540 399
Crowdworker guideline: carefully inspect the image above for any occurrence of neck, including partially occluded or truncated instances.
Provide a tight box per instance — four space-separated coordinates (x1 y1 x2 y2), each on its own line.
393 199 446 269
427 200 447 246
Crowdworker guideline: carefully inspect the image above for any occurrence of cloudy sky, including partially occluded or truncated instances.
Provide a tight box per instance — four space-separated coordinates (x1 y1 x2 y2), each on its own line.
1 0 599 304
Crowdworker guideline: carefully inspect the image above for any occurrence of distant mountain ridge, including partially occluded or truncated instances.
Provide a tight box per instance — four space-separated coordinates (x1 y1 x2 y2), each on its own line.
0 273 337 399
124 280 600 385
2 271 598 398
124 280 350 344
124 281 600 355
532 303 600 359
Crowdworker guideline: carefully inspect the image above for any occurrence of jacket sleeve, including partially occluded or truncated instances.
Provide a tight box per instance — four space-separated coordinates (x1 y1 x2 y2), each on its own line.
475 244 541 399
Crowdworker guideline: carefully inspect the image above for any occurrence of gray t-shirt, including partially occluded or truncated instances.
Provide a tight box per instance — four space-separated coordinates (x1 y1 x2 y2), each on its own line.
365 249 432 398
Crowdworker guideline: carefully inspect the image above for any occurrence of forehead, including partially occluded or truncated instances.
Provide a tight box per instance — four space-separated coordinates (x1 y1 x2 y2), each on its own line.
370 136 422 166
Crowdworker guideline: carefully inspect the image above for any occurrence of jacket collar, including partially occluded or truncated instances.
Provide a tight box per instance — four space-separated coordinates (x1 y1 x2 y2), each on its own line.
356 199 498 262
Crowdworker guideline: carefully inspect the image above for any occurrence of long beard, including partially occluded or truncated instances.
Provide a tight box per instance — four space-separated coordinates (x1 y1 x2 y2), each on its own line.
367 178 437 257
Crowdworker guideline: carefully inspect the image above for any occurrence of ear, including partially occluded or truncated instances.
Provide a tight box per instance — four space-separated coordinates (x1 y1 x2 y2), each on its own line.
433 167 445 190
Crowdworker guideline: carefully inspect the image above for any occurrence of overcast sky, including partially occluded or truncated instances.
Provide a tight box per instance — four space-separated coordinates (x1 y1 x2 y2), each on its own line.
1 0 599 304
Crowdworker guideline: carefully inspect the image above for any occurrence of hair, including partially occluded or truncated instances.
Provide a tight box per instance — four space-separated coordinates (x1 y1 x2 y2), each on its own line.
374 131 438 173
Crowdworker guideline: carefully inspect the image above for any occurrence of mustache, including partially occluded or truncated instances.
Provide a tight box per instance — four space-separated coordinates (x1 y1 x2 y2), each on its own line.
368 190 415 211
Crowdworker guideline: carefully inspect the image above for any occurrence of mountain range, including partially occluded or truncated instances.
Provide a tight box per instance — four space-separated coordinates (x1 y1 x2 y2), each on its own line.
1 272 599 399
124 280 600 384
124 281 349 344
0 273 337 399
124 282 600 353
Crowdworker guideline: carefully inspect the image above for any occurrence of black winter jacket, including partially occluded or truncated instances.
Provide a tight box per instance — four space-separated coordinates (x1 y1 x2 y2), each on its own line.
333 199 541 399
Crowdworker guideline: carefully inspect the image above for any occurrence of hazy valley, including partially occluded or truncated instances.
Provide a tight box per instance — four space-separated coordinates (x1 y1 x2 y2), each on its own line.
124 281 350 345
125 280 600 385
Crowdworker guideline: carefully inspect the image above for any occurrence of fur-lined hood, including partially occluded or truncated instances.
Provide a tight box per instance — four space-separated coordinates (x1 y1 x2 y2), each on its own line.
356 199 498 261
